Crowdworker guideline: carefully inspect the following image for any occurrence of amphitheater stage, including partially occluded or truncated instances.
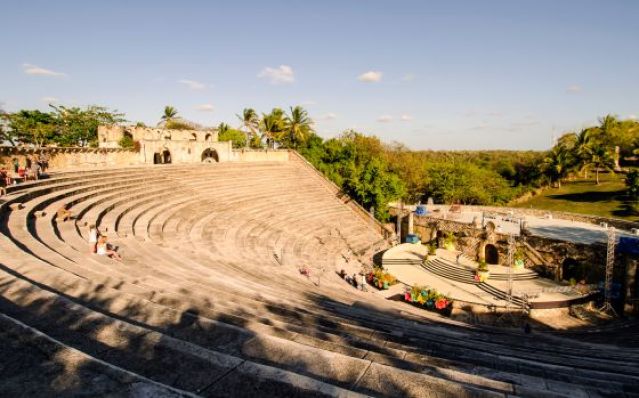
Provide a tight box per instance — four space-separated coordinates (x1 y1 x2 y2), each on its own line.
382 244 592 309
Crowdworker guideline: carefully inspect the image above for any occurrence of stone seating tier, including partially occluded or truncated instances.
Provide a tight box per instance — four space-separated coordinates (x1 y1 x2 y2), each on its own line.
1 161 638 397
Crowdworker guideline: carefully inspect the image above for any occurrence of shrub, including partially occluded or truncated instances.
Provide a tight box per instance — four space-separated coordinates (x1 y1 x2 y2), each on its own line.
164 120 194 130
118 135 135 149
477 260 488 272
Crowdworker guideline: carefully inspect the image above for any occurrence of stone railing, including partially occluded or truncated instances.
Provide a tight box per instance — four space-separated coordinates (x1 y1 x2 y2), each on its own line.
401 203 639 232
0 146 140 171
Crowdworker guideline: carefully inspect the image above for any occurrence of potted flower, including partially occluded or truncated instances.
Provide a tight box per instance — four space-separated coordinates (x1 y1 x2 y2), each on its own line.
442 232 455 251
427 243 437 260
476 260 490 282
513 248 525 269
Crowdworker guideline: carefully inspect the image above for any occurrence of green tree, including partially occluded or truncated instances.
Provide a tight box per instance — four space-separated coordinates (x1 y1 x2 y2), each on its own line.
161 106 178 124
586 145 615 185
626 170 639 199
50 105 125 147
344 157 404 220
541 146 573 188
6 110 58 147
236 108 259 147
280 106 313 148
260 108 285 148
218 125 247 148
422 162 516 204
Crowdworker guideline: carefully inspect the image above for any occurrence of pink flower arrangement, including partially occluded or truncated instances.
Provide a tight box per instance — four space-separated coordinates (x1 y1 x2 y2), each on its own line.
435 298 449 310
404 292 412 302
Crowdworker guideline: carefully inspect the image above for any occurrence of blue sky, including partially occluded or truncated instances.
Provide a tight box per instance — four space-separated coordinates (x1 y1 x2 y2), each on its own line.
1 0 638 150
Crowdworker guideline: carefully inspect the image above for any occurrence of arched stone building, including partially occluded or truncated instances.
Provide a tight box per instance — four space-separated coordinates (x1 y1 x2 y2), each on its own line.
98 125 233 164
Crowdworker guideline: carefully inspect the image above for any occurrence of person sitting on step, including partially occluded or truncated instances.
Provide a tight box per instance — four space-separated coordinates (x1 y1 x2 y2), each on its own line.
96 235 122 261
56 203 73 222
88 224 100 245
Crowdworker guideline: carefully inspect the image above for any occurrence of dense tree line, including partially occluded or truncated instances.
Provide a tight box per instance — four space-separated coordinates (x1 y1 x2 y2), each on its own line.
4 102 638 221
1 105 125 147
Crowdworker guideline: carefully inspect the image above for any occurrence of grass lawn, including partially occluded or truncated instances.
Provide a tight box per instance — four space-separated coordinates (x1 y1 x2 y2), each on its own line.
514 171 639 221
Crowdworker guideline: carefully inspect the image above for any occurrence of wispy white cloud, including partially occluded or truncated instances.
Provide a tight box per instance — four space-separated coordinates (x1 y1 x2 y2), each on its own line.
22 63 66 77
178 79 206 90
377 115 393 123
468 121 490 130
300 99 317 106
401 73 415 82
195 103 214 112
400 114 413 121
41 97 58 103
258 65 295 84
566 84 582 94
627 114 637 120
358 71 382 83
322 112 337 120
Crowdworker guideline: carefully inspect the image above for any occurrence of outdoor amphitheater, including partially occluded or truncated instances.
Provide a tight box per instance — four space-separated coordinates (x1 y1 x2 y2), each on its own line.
0 151 638 397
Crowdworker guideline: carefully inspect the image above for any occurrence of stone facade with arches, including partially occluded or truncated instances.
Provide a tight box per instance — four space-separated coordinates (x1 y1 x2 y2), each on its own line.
98 125 232 164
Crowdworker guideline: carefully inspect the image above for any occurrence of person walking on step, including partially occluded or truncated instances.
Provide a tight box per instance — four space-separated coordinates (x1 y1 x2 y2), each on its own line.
96 235 122 261
56 203 73 222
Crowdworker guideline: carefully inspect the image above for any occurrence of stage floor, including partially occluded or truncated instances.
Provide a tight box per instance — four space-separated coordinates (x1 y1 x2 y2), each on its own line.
383 244 591 308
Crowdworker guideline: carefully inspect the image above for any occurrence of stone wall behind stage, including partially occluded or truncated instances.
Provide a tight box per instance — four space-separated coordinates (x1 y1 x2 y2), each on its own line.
0 147 140 171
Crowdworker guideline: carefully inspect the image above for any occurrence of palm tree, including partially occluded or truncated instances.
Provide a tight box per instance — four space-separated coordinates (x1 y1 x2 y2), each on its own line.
587 145 615 185
161 106 178 124
283 106 313 148
236 108 259 147
260 108 285 149
217 122 230 135
574 128 598 178
542 146 573 188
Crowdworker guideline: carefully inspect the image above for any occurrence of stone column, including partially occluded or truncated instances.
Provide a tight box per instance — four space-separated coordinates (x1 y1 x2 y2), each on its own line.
408 211 414 235
396 202 403 243
624 257 638 315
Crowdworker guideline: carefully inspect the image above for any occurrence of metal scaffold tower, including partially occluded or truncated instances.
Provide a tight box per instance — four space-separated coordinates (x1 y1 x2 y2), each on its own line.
600 227 617 315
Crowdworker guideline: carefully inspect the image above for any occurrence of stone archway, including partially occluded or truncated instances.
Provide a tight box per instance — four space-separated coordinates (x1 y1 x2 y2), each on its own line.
562 258 582 281
162 149 172 164
201 148 219 163
485 244 499 264
153 152 162 164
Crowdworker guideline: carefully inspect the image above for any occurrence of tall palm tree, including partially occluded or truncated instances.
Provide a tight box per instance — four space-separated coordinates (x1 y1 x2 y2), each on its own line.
587 145 615 185
236 108 259 147
283 106 313 148
161 106 178 124
574 128 598 178
260 108 285 149
542 146 573 188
